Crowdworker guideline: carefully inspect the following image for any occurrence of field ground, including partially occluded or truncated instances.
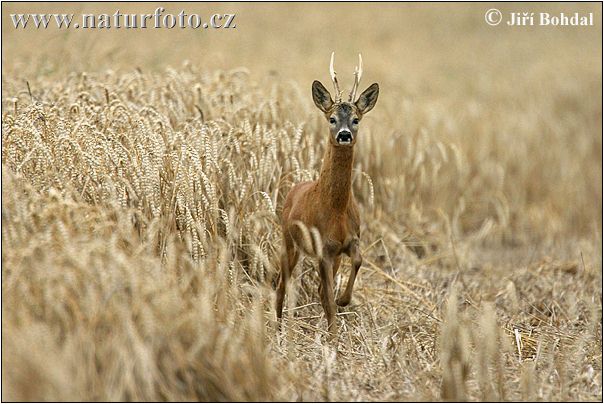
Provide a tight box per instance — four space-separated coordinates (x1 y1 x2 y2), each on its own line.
2 3 602 401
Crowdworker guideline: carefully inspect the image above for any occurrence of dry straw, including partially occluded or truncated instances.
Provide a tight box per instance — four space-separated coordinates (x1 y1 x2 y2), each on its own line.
2 62 601 401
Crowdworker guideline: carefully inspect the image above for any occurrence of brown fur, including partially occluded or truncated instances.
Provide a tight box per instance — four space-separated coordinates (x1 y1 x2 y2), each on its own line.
275 75 378 337
276 143 363 335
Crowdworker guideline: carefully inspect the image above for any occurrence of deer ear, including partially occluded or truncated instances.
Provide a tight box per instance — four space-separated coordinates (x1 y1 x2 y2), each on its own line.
355 83 379 115
312 80 333 113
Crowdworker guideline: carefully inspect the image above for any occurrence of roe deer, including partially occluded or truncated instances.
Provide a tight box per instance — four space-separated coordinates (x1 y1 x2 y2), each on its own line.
276 53 379 336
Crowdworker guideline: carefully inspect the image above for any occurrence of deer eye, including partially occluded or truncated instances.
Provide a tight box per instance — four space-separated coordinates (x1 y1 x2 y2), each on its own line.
352 118 359 125
329 117 336 125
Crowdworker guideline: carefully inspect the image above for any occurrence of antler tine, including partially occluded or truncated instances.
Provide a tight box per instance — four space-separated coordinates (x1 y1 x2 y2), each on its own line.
329 52 342 103
349 53 363 102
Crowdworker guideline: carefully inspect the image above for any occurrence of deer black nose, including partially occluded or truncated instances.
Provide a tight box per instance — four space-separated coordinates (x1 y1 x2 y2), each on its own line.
336 131 353 145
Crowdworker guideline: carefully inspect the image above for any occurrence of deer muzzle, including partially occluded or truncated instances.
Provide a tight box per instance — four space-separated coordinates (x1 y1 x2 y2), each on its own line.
336 130 353 145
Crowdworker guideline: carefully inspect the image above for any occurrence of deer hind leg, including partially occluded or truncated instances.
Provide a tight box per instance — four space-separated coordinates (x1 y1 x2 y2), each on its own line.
276 237 299 322
336 239 362 307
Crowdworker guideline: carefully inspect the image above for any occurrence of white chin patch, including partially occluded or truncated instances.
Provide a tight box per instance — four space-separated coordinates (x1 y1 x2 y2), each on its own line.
338 140 352 145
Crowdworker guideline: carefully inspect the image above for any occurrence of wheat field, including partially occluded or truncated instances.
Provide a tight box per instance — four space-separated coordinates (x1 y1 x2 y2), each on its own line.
2 2 602 402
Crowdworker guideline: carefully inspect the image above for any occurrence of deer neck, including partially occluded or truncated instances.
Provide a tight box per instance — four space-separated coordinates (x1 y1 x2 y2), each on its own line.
317 143 354 212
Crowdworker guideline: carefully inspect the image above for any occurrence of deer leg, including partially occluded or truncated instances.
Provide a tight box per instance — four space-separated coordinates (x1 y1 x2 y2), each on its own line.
336 239 362 307
332 255 341 278
319 254 337 337
320 255 340 297
276 238 299 322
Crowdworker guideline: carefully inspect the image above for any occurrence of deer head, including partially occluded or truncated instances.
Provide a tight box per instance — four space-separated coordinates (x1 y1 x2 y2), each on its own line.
312 52 379 147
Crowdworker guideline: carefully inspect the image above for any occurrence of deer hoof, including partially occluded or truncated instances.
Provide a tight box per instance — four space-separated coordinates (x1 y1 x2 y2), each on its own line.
336 296 350 307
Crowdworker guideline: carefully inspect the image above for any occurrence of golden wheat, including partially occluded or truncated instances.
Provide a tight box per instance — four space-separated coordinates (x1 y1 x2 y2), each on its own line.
2 3 602 402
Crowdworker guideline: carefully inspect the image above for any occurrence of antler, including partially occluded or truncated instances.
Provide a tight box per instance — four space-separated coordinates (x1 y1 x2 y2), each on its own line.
348 54 363 102
329 52 342 103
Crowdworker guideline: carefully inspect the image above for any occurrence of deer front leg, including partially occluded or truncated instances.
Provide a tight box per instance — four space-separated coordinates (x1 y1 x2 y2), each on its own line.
336 238 362 307
319 255 337 336
332 255 341 277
